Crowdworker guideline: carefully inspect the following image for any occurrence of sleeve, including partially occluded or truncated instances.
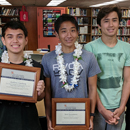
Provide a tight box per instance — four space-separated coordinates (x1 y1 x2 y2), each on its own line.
32 60 44 80
84 43 93 53
41 54 50 78
40 64 44 80
125 44 130 66
88 53 101 77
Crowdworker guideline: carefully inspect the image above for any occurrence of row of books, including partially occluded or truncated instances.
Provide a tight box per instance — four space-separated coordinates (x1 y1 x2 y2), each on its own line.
117 36 130 43
92 18 97 26
92 8 100 17
78 35 86 43
92 27 101 35
92 8 130 17
0 7 19 16
43 31 55 36
76 17 89 25
79 26 88 34
92 36 100 41
68 8 87 16
122 9 130 17
117 28 130 35
0 17 19 26
120 19 130 26
92 18 130 27
43 10 60 37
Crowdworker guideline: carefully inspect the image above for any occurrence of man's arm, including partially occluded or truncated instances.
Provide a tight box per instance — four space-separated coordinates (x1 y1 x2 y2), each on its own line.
113 66 130 119
37 80 45 101
44 77 54 130
88 75 97 129
96 92 117 124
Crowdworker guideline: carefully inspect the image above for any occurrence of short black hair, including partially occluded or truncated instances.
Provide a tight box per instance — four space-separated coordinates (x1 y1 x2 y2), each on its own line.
97 4 122 26
2 21 28 37
54 14 78 34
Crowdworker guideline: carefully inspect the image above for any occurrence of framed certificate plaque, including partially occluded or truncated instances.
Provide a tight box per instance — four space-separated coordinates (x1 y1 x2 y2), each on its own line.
52 98 90 130
0 63 41 103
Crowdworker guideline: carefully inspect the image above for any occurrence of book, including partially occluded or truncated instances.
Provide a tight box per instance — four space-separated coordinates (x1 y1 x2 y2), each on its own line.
128 10 130 17
83 17 88 25
76 8 80 16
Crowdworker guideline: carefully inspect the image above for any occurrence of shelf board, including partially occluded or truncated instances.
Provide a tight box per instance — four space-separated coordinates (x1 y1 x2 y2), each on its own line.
119 26 130 27
79 42 87 44
78 24 91 26
92 34 101 36
79 33 91 35
122 16 130 19
92 25 98 27
92 16 97 18
73 15 91 17
0 15 19 18
117 34 130 36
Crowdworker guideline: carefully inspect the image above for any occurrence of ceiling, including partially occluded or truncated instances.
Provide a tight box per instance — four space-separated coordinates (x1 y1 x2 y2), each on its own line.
6 0 130 8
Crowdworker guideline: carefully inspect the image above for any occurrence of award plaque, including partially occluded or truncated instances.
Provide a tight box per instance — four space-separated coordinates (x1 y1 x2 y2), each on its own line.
0 63 41 103
52 98 90 130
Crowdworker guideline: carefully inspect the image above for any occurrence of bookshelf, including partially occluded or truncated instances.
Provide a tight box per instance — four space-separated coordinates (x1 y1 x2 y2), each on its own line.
91 8 101 41
117 8 130 43
0 6 21 35
67 7 91 44
37 7 66 51
91 7 130 43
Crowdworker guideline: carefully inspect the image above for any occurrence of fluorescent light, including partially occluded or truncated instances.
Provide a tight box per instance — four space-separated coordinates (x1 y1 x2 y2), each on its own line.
47 0 66 6
0 0 11 5
0 2 11 5
90 0 128 7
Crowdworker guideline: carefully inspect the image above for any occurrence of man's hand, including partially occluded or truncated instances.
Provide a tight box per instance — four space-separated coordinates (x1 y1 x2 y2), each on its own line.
101 109 117 125
36 80 45 96
47 120 54 130
89 118 94 130
113 107 125 122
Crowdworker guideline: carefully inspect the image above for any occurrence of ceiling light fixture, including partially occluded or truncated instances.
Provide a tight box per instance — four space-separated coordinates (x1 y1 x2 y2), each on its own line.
0 0 11 5
90 0 127 7
47 0 66 6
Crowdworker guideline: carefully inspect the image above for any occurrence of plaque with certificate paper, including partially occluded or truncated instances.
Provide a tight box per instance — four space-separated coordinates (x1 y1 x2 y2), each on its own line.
0 63 41 103
52 98 90 130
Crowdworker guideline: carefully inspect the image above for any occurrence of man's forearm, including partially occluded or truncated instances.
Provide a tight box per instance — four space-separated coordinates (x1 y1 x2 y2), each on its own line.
96 93 106 114
119 81 130 112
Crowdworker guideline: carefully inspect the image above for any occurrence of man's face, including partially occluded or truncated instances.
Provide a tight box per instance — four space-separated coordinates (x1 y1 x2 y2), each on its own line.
99 11 119 37
56 21 78 50
2 28 28 55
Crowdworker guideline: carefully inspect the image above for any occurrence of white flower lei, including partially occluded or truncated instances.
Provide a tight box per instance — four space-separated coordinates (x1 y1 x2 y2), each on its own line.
55 41 83 91
1 51 33 67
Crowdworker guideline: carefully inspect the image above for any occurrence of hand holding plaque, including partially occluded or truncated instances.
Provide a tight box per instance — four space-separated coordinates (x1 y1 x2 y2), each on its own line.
0 63 40 103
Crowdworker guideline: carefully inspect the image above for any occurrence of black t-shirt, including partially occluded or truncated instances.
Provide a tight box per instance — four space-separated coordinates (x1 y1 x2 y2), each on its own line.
0 59 44 130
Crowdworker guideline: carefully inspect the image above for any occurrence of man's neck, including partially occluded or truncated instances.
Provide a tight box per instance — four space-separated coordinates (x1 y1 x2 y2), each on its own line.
8 52 24 64
101 35 117 48
62 45 75 54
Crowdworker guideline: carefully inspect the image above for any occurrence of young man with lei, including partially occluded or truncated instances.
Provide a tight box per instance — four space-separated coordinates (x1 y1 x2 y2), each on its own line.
0 21 45 130
42 14 101 130
84 5 130 130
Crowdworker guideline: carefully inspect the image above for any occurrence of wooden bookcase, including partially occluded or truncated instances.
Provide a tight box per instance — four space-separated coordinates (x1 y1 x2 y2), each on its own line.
68 7 130 44
91 7 130 43
0 6 21 35
37 7 66 51
67 7 91 44
0 6 39 51
91 8 101 41
117 8 130 43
